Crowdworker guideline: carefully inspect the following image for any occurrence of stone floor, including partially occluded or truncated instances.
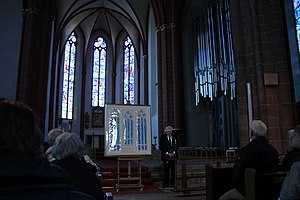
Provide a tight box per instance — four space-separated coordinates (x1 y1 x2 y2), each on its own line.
99 149 225 200
112 192 206 200
112 188 206 200
109 180 206 200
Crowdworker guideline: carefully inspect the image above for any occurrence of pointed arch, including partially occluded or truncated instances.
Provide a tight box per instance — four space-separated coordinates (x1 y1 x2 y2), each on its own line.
123 35 135 104
92 36 107 107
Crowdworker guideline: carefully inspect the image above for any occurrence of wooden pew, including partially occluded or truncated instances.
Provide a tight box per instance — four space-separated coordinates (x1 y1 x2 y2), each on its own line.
205 164 288 200
245 168 288 200
205 163 235 200
173 159 206 195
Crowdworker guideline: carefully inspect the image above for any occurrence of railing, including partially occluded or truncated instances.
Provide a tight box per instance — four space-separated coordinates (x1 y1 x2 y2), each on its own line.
169 147 238 196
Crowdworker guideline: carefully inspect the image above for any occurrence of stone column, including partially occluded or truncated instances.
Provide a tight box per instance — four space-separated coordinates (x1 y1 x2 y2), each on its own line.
154 0 185 145
17 0 57 133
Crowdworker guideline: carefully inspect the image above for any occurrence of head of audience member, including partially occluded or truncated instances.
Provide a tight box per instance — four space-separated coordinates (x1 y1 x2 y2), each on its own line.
52 132 84 160
0 99 43 158
164 126 174 136
287 129 295 150
47 128 63 147
288 126 300 150
249 120 268 141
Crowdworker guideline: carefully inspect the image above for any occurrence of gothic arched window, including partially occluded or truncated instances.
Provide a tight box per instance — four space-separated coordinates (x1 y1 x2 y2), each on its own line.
293 0 300 56
61 32 76 119
92 37 107 107
123 36 135 104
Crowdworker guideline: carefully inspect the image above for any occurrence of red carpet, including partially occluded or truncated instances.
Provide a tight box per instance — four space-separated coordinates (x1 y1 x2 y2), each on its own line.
103 185 162 195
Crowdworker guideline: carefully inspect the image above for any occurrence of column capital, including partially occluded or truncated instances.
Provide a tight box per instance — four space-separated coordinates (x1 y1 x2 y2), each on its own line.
22 7 54 21
155 23 181 33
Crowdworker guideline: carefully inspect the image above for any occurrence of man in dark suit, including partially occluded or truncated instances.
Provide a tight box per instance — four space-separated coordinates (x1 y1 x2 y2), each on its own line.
159 125 177 189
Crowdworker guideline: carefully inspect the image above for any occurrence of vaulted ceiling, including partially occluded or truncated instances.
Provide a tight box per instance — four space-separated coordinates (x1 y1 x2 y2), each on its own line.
56 0 151 53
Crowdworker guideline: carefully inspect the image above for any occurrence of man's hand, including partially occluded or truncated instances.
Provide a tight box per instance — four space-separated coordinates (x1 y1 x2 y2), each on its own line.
169 152 175 157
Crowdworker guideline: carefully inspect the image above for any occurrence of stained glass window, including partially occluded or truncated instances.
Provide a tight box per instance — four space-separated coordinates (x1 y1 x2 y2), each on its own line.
123 36 135 104
61 32 76 119
293 0 300 56
92 37 107 107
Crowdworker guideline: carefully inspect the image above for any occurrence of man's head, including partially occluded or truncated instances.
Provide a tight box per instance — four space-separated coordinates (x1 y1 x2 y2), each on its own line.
288 125 300 150
0 99 43 157
47 128 63 146
164 126 174 136
52 132 84 160
250 120 268 140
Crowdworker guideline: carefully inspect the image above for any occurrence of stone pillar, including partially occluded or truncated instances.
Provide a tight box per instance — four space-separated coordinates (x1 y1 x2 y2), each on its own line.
153 0 185 145
17 0 57 133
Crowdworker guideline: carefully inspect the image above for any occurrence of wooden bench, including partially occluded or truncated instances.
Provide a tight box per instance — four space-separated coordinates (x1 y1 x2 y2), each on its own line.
171 158 206 195
245 168 288 200
205 164 288 200
173 186 206 196
206 163 235 200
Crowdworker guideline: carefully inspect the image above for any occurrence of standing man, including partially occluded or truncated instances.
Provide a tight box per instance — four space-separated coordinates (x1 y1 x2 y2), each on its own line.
159 126 177 189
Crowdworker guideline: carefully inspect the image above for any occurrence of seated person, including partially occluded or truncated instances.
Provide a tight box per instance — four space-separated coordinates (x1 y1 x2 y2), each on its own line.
45 128 63 162
281 126 300 171
280 126 300 200
46 129 100 175
0 99 95 200
219 120 279 200
51 132 104 200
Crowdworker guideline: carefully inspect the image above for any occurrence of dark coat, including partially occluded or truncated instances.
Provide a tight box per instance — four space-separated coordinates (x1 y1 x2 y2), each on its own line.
0 155 95 200
52 157 104 200
281 148 300 171
159 134 177 163
233 136 279 195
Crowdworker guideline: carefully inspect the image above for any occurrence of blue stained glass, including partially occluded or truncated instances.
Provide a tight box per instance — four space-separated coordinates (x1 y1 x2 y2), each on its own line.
92 37 106 107
294 0 300 9
61 32 76 119
294 0 300 56
123 36 135 104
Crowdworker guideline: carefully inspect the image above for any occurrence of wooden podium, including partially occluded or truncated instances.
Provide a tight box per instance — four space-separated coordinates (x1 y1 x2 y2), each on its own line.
115 156 144 192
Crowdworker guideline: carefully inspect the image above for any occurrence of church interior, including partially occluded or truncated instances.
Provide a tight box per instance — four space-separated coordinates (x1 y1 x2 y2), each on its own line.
1 0 300 199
